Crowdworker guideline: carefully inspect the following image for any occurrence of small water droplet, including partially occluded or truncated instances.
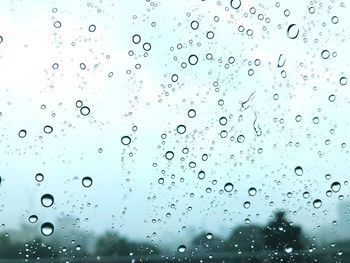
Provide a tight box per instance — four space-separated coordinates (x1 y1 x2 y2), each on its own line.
206 233 213 240
28 215 38 223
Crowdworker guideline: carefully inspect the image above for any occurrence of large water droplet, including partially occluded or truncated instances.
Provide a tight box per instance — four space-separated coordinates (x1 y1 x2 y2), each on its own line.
188 55 198 65
165 151 174 160
176 125 186 134
35 173 44 182
331 182 341 193
224 182 233 192
243 201 251 209
237 135 245 143
82 177 93 188
284 244 293 253
294 166 303 176
178 245 186 253
80 106 90 116
230 0 241 9
88 24 96 32
41 222 54 236
198 171 205 180
41 194 54 208
18 129 27 138
206 233 213 239
43 125 53 134
121 136 131 145
248 187 257 196
313 199 322 209
286 24 299 39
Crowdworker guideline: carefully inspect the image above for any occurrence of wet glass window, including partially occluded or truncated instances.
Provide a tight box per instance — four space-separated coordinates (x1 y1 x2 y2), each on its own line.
0 0 349 262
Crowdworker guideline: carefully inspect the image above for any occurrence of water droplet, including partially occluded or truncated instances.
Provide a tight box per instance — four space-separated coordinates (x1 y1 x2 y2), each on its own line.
206 31 215 39
219 117 227 125
18 129 27 138
88 24 96 32
248 187 257 196
121 136 131 145
230 0 241 9
132 34 141 44
80 106 90 116
41 194 54 208
143 42 151 51
303 191 309 199
43 125 53 134
202 154 208 161
331 182 341 193
237 135 245 143
328 94 336 102
190 21 199 30
28 215 38 223
339 77 348 86
188 109 196 118
321 50 330 59
313 199 322 209
171 74 178 82
35 173 44 182
284 244 293 253
82 177 93 188
198 171 205 180
53 21 61 28
206 233 213 240
80 63 86 70
224 182 233 192
178 245 186 253
188 55 198 65
294 166 303 176
243 201 251 209
158 178 164 184
331 16 339 24
313 117 319 124
295 115 302 122
76 100 83 108
176 125 186 134
41 222 54 236
286 24 299 39
165 151 174 160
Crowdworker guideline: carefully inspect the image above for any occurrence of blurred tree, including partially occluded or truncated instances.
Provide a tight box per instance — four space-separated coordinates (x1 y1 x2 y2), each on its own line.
190 232 226 254
95 231 159 257
263 211 307 253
